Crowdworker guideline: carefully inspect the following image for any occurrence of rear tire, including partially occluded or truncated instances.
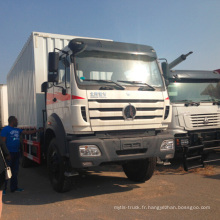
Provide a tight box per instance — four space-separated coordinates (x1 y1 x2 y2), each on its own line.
47 138 72 193
122 158 156 182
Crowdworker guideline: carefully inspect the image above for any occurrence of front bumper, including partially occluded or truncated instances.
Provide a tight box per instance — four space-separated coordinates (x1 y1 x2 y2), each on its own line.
68 132 174 168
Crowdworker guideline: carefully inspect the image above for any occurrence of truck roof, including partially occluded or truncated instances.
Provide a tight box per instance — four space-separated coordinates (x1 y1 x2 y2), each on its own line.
66 38 157 58
168 69 220 80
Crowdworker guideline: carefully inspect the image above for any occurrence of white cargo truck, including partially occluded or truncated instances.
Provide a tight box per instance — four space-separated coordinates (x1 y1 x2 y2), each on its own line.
162 54 220 170
7 32 174 192
0 84 8 129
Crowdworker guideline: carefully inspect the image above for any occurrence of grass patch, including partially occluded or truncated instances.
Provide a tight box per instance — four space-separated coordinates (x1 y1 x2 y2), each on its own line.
155 164 216 176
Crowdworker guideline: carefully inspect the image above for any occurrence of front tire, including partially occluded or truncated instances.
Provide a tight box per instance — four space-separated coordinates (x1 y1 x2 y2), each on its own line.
47 138 72 193
122 158 156 182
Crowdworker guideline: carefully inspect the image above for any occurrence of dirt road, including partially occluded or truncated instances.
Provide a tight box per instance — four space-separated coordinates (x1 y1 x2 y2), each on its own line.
2 160 220 220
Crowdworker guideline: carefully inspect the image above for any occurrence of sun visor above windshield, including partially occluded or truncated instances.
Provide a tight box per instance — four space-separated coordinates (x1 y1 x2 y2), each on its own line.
68 38 157 58
168 70 220 80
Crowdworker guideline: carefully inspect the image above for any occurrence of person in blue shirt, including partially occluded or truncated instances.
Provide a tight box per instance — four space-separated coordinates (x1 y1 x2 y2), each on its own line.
0 139 10 217
1 116 39 195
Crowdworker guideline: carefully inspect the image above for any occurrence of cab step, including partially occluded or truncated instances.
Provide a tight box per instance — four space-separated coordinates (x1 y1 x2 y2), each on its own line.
185 164 204 170
183 146 204 171
182 142 220 171
186 155 202 161
203 158 220 163
203 146 220 151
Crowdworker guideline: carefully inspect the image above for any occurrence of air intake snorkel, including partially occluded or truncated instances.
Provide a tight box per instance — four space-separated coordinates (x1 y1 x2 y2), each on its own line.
169 51 193 70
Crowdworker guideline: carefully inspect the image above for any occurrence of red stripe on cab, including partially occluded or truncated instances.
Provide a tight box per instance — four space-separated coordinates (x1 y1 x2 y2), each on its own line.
72 95 84 99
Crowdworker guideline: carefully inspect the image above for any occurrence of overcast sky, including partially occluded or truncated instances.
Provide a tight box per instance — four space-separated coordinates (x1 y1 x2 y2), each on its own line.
0 0 219 83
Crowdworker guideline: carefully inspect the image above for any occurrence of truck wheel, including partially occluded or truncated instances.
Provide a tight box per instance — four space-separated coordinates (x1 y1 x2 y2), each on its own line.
122 158 156 182
47 138 72 193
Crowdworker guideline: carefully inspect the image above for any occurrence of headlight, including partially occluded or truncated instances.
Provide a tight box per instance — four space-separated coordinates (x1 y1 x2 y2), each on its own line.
79 145 101 157
160 139 174 151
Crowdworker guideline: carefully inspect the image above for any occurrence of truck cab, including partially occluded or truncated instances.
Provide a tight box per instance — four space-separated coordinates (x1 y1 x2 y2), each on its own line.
166 69 220 170
45 38 174 191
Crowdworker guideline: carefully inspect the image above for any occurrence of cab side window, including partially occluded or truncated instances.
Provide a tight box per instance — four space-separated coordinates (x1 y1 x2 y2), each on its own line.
58 57 70 87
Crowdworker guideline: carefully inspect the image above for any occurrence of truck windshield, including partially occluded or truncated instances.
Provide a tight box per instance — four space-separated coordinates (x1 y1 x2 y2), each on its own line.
74 51 164 90
168 81 220 103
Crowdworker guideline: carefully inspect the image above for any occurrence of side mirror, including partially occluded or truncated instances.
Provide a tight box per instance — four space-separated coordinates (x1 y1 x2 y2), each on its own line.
48 52 59 82
48 52 59 72
41 82 48 92
161 62 170 87
48 72 58 83
165 79 170 87
162 62 170 79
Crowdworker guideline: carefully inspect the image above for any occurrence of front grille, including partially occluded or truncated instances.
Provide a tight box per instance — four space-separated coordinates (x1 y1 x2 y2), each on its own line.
90 116 162 120
88 99 164 124
88 99 162 103
190 113 220 128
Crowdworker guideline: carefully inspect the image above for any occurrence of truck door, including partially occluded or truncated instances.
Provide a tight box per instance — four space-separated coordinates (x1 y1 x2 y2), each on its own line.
46 83 54 116
52 56 72 132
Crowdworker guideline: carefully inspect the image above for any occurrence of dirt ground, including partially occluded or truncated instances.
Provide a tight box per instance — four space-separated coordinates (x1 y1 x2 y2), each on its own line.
1 157 220 220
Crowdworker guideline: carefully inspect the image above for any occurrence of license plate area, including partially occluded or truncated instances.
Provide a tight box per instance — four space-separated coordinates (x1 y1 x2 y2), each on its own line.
121 138 143 150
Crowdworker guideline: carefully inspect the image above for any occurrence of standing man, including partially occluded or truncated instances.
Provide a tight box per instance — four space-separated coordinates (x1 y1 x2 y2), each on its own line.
0 138 10 217
1 116 39 195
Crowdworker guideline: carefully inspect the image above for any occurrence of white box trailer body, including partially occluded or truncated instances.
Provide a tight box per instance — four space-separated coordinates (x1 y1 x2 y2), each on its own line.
0 84 8 128
7 32 103 128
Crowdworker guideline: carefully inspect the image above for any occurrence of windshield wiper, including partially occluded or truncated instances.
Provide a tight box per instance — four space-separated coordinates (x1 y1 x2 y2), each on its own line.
201 99 220 105
173 100 200 106
117 80 155 91
213 100 220 105
83 79 125 90
185 101 200 107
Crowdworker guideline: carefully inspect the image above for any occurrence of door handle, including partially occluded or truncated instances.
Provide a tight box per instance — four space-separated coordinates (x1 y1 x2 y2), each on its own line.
53 97 57 102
